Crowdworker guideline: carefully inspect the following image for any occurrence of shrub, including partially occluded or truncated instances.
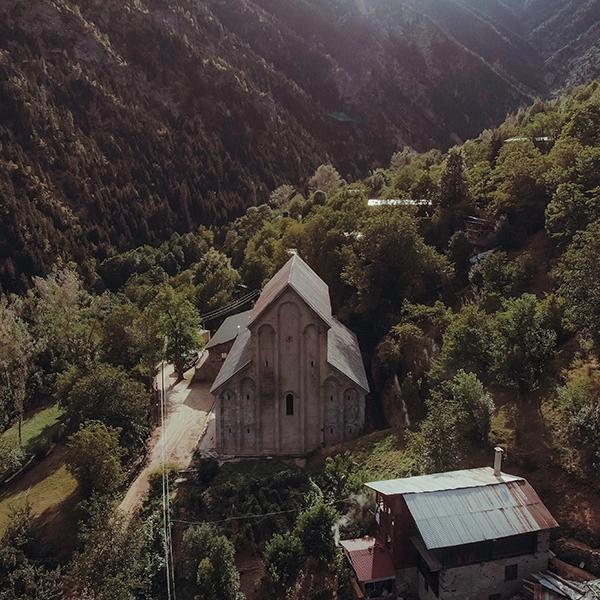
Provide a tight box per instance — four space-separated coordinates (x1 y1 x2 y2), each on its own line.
197 457 219 486
471 251 533 298
411 371 494 473
0 439 26 480
295 502 338 564
66 421 125 497
556 365 600 469
181 523 243 600
262 531 304 595
29 432 54 460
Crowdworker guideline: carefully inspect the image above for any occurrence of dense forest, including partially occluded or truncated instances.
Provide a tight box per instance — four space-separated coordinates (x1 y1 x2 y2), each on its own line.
0 80 599 599
1 0 599 293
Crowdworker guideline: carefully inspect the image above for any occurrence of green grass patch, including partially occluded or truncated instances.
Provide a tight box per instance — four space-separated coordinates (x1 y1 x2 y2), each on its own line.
490 403 517 448
341 429 416 481
0 444 79 557
1 404 63 452
210 459 301 487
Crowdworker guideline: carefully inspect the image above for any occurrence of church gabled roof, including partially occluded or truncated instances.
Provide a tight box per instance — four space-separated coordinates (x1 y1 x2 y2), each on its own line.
248 253 333 327
211 328 252 392
211 253 369 394
206 310 251 349
328 318 370 392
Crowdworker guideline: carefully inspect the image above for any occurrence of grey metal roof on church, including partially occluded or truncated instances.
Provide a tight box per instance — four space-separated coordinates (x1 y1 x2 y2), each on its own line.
329 318 369 391
205 310 251 349
210 254 369 394
367 467 558 550
248 253 333 327
211 328 252 391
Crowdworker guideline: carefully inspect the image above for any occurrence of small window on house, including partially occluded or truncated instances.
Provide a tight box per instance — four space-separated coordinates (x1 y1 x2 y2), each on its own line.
228 428 231 433
285 393 294 416
489 594 501 600
247 428 250 434
330 395 334 401
310 360 315 367
220 352 227 359
246 394 250 400
505 564 518 581
330 427 333 434
265 359 269 367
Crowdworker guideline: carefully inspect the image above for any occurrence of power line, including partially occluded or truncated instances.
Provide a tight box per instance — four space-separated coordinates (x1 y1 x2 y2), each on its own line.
171 508 302 526
199 290 259 322
170 494 361 527
200 292 255 320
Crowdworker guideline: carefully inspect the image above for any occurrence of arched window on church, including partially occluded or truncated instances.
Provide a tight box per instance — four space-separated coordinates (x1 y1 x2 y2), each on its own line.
285 393 294 416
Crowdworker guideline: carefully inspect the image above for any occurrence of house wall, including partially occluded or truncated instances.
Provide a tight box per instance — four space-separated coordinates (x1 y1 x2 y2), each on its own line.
215 287 365 456
376 493 419 571
417 531 551 600
396 566 418 596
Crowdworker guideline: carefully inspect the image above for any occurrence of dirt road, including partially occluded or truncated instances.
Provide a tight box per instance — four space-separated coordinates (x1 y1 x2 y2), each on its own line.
119 356 214 515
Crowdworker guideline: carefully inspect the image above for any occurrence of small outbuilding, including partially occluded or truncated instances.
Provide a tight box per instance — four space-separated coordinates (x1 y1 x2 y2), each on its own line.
200 310 251 381
340 537 396 599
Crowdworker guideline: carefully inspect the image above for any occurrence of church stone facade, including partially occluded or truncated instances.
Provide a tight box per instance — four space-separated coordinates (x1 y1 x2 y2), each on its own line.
210 254 369 457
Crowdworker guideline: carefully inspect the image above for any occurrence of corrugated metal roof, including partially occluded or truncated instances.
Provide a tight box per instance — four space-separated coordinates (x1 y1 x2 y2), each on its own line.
405 479 558 549
340 537 396 583
328 318 370 392
248 253 333 327
368 198 431 207
366 467 522 495
210 329 251 392
527 572 600 599
366 467 558 550
205 310 251 349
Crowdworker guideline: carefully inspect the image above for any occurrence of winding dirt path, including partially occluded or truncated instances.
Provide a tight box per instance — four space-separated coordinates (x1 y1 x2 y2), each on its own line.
119 356 214 516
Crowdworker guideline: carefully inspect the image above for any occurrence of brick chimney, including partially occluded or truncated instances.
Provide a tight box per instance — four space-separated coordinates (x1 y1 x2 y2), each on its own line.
494 447 504 477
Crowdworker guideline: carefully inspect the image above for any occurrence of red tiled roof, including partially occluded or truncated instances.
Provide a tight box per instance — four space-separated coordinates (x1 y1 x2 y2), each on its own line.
340 537 396 583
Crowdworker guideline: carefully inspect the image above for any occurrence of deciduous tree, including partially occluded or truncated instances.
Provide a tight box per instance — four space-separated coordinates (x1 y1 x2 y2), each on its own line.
308 164 343 196
262 531 304 596
181 523 244 600
491 294 557 392
57 363 148 454
295 502 338 564
66 421 125 496
147 285 202 379
0 299 34 441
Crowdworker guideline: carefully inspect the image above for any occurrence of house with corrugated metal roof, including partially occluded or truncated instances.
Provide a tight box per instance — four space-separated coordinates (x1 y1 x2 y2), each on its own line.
210 253 369 456
341 449 558 600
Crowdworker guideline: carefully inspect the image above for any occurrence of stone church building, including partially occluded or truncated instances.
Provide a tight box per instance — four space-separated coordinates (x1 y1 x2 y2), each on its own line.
210 253 369 457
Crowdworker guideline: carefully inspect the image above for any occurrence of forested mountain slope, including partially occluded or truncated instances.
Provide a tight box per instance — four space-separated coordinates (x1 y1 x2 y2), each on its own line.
0 0 596 292
500 0 600 88
1 82 600 598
